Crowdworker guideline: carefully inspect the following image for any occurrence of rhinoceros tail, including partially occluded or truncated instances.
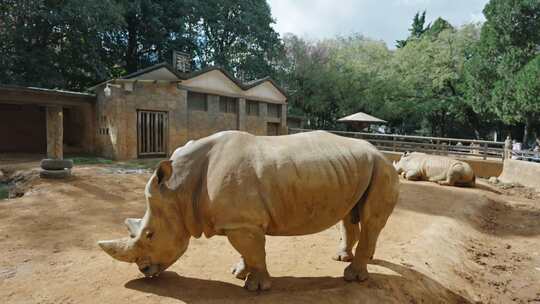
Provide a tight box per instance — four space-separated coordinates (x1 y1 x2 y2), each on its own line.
350 181 372 225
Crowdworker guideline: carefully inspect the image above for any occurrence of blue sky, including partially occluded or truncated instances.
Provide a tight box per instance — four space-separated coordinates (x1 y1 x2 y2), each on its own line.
267 0 488 47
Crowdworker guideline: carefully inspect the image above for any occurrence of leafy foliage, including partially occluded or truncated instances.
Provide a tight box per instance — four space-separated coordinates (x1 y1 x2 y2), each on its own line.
464 0 540 143
0 0 282 89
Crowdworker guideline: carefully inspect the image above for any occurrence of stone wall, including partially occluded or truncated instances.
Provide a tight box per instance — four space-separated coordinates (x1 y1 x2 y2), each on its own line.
187 95 238 140
245 102 267 135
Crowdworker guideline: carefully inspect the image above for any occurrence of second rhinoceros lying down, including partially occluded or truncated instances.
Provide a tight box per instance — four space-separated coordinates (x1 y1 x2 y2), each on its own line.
98 130 399 291
393 152 476 187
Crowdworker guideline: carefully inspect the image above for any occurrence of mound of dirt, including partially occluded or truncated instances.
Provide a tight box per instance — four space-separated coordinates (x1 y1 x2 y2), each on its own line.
0 168 39 200
0 166 539 303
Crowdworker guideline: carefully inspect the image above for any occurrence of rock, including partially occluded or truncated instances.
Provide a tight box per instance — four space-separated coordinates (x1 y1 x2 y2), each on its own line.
0 170 6 183
489 177 499 184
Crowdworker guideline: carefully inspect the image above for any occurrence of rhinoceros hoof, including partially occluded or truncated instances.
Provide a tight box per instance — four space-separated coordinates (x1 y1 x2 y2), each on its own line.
343 264 369 282
244 271 272 291
332 251 354 262
230 260 249 280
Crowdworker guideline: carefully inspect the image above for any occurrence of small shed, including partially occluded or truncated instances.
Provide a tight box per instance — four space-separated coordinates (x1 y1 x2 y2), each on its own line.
338 112 386 132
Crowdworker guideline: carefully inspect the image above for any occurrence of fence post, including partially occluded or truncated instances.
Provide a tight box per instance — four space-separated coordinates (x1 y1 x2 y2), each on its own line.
393 136 396 152
483 143 488 160
436 139 440 155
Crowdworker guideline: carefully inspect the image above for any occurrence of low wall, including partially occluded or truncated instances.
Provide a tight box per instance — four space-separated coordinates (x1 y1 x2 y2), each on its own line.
383 152 502 178
498 159 540 189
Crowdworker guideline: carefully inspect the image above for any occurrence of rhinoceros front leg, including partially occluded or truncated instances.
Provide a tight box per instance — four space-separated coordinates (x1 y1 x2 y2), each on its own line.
226 227 271 291
333 214 359 262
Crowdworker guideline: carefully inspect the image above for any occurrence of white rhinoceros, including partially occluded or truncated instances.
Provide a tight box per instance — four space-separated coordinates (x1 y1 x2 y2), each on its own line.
393 152 476 187
98 130 399 291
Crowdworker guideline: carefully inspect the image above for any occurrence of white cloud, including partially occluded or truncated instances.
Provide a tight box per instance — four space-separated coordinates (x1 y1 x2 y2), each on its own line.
267 0 488 47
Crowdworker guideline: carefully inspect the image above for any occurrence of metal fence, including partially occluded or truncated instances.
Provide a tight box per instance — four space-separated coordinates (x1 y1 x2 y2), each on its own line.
511 149 540 162
289 128 506 161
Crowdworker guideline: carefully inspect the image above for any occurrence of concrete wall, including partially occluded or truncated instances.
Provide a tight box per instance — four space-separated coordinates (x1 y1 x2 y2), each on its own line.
95 82 287 160
383 151 503 178
499 159 540 189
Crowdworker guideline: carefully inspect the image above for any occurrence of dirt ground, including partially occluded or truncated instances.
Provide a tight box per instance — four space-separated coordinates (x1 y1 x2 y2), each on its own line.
0 164 539 304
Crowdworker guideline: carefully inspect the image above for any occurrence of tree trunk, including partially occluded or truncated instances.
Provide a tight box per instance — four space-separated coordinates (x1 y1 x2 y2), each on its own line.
126 16 139 73
523 116 531 149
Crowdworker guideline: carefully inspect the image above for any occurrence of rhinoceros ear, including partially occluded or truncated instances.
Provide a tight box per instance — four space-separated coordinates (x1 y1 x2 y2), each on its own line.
156 160 173 184
124 218 142 238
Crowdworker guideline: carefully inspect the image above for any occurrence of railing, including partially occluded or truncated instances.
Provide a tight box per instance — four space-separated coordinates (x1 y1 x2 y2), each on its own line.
289 128 506 161
511 149 540 162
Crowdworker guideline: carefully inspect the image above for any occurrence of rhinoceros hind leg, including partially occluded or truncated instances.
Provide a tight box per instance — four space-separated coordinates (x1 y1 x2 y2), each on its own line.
333 214 359 262
226 227 271 291
230 257 249 280
345 219 385 282
345 163 398 282
437 171 460 186
404 170 422 181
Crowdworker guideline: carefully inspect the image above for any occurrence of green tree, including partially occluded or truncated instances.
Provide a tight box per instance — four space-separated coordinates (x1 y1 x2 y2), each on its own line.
111 0 199 74
392 24 483 137
0 0 284 89
0 0 124 90
464 0 540 144
396 11 430 48
193 0 283 80
512 55 540 145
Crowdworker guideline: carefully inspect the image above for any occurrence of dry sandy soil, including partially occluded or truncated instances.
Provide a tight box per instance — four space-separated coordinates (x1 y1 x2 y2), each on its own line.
0 165 539 304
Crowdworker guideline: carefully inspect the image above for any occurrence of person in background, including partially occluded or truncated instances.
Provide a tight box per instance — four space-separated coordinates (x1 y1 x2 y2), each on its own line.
534 136 540 162
504 135 512 159
511 140 522 160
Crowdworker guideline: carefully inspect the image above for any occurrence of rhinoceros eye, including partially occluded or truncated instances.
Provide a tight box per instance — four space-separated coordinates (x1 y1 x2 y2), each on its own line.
145 230 154 240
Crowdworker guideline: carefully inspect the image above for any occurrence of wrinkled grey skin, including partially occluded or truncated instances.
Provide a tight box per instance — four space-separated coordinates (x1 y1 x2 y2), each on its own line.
99 131 399 291
393 152 475 187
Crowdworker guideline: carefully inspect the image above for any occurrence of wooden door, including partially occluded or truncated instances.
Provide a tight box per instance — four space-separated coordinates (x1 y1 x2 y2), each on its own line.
137 110 168 157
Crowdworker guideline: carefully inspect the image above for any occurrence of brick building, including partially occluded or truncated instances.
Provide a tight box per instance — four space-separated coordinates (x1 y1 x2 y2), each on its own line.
0 61 288 161
90 62 288 160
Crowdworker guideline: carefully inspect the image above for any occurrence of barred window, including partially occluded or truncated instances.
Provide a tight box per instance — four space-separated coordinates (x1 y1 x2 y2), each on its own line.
246 100 259 116
187 92 208 111
267 103 281 118
219 96 237 114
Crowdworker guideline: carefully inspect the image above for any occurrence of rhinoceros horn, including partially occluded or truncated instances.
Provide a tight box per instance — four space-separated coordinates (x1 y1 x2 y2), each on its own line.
98 238 137 263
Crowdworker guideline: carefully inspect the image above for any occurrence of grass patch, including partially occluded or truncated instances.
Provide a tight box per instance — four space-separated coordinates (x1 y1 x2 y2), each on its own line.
115 158 163 170
66 155 164 171
0 184 9 200
68 156 114 165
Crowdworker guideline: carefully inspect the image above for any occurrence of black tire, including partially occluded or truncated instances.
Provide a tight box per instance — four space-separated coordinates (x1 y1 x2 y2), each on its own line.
40 169 71 179
40 159 73 170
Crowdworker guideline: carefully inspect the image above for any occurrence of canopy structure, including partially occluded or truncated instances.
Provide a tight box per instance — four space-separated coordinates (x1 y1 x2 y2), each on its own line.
338 112 387 131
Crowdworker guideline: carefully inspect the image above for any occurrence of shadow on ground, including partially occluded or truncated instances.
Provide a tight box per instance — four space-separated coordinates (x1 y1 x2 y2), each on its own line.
125 260 471 303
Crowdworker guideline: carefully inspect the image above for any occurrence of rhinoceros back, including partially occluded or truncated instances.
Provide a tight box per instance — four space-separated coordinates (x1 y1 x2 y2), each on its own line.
199 131 384 236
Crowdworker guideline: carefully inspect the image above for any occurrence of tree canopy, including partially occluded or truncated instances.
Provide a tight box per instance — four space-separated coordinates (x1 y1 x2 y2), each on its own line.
0 0 282 90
